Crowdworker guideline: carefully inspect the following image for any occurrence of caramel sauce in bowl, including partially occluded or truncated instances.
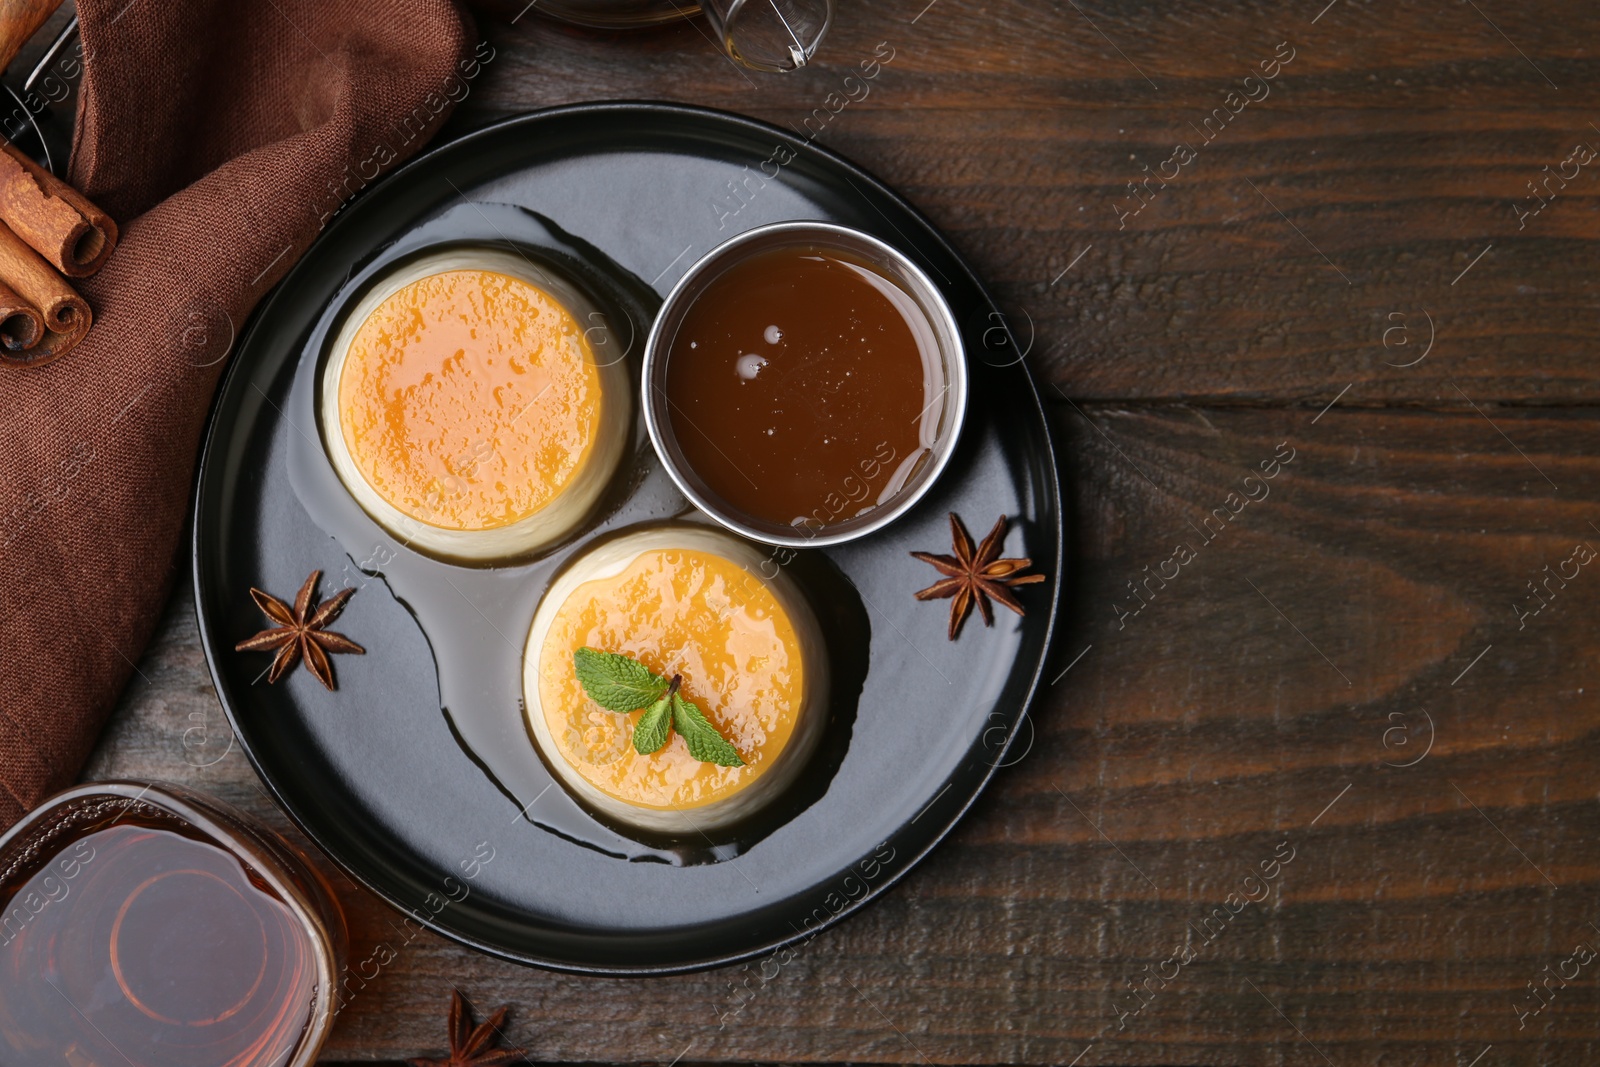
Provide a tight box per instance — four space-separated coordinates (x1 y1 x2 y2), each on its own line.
642 222 966 548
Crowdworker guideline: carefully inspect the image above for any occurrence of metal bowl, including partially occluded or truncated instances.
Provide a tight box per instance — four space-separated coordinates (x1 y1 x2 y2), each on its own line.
642 220 968 549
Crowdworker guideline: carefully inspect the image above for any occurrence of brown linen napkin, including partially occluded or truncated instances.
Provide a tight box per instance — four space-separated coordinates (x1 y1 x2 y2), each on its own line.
0 0 475 825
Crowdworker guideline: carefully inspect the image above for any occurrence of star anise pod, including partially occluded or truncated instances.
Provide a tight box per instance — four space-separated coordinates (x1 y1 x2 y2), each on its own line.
911 513 1046 640
235 569 364 690
407 989 528 1067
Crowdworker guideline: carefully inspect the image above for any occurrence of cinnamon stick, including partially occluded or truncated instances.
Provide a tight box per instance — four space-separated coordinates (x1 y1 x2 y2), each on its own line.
6 310 88 367
0 140 118 278
0 2 65 77
0 278 42 355
0 219 88 368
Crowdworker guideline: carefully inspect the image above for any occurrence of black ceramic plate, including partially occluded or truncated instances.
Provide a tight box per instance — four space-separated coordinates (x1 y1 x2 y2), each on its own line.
193 102 1061 974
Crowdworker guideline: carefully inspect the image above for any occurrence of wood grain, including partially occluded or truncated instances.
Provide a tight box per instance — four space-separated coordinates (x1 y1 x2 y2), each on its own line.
78 0 1600 1062
454 0 1600 405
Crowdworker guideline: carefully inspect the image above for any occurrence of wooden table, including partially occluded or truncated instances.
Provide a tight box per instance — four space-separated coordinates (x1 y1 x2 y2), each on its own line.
85 0 1600 1062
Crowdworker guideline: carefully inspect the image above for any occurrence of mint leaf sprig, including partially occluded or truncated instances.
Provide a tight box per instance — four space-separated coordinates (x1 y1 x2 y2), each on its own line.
572 647 744 767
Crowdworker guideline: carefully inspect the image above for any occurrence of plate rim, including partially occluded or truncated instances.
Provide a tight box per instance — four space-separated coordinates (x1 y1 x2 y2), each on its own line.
191 99 1064 975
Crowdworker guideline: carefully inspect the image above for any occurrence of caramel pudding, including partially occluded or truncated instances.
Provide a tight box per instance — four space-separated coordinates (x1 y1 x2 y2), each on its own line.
523 527 826 832
321 248 628 560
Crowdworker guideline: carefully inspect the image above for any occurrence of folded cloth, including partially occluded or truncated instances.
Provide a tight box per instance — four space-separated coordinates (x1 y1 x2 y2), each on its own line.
0 0 475 825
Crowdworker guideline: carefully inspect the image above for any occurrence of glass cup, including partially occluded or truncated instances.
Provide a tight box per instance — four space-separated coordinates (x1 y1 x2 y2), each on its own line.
702 0 833 72
473 0 833 72
0 781 346 1067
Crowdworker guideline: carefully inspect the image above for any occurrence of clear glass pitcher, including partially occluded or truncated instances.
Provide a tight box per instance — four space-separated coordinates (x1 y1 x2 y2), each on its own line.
477 0 833 73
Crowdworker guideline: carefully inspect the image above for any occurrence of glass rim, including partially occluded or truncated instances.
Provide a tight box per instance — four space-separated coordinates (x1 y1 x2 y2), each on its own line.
712 0 833 72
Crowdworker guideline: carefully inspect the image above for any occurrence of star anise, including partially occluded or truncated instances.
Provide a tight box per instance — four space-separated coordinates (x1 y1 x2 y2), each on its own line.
407 989 528 1067
235 570 364 690
911 512 1045 640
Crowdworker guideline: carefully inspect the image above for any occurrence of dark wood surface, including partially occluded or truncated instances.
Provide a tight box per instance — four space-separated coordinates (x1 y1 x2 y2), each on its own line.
83 0 1600 1062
